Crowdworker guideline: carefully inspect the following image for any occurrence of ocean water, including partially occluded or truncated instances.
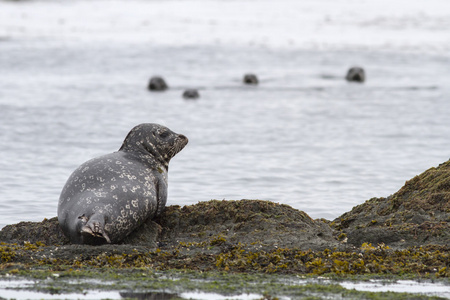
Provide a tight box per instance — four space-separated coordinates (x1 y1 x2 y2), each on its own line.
1 0 450 229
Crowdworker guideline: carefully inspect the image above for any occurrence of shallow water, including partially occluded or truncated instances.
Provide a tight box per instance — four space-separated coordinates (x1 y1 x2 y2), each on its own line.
1 0 450 229
1 277 448 300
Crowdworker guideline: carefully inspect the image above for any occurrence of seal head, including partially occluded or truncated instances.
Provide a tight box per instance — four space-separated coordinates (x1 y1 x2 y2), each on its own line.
346 67 366 83
182 89 200 99
58 123 188 245
148 76 168 91
243 74 259 85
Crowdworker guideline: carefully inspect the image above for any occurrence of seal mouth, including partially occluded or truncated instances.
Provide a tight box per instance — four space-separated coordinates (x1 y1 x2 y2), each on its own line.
168 135 188 158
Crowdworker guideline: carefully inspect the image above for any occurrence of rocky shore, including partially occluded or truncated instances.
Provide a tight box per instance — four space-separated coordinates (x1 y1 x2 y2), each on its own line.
0 160 449 277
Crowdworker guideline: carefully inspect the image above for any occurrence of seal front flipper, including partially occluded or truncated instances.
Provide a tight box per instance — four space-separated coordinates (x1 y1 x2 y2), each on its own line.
156 179 168 217
80 213 111 244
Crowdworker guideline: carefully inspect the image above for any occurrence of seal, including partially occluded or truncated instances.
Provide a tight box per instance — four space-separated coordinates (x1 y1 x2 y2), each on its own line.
148 76 168 91
243 74 259 85
182 89 200 99
346 67 365 82
57 123 188 245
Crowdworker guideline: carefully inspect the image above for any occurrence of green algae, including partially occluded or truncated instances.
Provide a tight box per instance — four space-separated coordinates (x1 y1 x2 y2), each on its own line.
1 210 449 299
1 241 448 277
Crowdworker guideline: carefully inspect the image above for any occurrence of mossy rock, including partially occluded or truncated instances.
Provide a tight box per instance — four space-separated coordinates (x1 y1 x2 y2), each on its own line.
155 199 339 251
0 217 68 246
0 200 340 253
334 160 450 248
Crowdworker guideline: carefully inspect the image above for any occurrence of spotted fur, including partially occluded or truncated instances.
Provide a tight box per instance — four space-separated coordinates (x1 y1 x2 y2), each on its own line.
58 124 188 245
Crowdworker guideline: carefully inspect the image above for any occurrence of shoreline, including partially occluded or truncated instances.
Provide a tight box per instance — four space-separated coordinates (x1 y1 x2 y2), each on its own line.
1 160 449 299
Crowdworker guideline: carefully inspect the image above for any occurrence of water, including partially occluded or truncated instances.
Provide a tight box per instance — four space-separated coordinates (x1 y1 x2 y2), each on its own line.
1 0 450 229
1 278 449 299
341 280 450 298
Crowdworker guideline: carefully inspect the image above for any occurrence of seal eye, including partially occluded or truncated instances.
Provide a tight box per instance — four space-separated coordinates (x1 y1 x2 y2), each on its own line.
159 131 170 139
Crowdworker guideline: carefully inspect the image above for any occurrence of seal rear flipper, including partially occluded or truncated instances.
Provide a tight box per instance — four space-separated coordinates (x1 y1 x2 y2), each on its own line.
81 225 111 244
80 216 111 244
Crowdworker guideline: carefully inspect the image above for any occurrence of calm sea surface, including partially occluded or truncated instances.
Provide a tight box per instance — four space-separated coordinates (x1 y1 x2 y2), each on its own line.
1 0 450 229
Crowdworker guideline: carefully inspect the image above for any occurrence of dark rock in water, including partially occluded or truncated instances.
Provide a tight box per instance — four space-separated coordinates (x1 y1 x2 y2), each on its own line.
243 74 259 85
333 160 450 248
345 67 365 82
148 76 168 91
182 89 200 99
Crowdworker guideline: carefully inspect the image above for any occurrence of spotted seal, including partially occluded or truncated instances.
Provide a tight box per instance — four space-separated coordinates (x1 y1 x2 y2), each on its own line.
57 123 188 245
346 67 365 82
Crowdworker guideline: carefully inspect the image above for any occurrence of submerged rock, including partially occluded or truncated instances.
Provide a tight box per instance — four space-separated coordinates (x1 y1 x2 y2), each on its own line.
333 160 450 248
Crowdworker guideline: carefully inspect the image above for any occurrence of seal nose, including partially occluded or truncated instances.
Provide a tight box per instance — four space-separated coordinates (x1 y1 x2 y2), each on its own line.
179 134 188 143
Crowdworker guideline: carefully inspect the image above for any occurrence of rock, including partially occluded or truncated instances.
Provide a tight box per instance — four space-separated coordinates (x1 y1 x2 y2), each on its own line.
0 217 68 245
155 200 339 251
345 67 365 82
182 89 200 99
333 160 450 248
0 200 339 251
2 160 450 256
148 76 168 91
243 74 259 85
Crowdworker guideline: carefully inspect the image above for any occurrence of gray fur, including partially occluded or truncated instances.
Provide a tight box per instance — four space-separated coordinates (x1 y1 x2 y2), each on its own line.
148 76 168 91
243 74 259 85
346 67 366 82
58 123 188 245
182 89 200 99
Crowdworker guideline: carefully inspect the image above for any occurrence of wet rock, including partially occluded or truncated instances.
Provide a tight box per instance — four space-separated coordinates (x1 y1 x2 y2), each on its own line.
2 158 450 262
243 74 259 85
345 67 365 82
182 89 200 99
0 200 339 252
333 160 450 248
0 217 68 245
155 200 339 251
148 76 168 91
